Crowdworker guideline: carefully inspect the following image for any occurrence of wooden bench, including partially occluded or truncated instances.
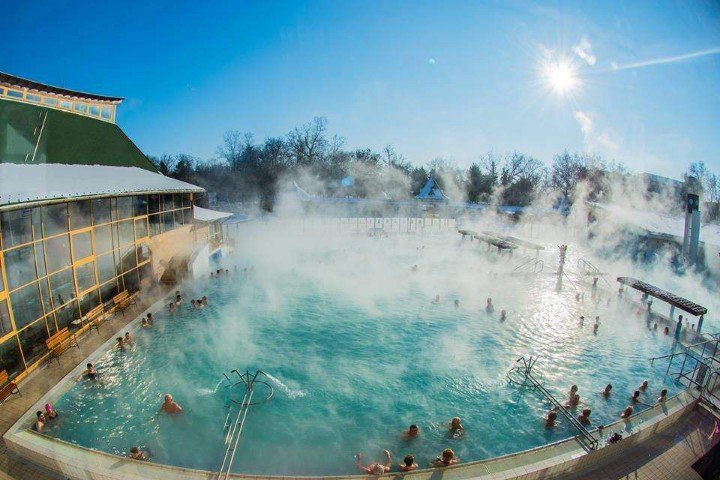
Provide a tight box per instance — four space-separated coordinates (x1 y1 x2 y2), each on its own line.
85 304 106 333
112 291 136 316
45 327 79 364
0 370 19 404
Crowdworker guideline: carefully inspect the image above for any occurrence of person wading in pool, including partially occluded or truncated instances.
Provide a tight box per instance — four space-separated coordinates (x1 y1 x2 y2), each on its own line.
355 450 391 475
403 424 420 439
161 394 183 414
431 448 460 467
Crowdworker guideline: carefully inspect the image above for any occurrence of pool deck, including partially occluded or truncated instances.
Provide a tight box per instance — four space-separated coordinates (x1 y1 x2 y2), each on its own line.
0 283 172 480
0 283 718 480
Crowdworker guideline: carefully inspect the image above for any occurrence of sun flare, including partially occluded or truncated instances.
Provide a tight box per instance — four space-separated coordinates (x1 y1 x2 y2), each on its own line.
542 60 579 94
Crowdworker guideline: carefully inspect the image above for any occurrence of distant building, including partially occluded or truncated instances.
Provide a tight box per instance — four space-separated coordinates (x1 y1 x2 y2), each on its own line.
415 177 449 201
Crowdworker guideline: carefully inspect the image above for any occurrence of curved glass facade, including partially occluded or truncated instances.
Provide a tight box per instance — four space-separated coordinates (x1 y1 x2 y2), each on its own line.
0 193 193 379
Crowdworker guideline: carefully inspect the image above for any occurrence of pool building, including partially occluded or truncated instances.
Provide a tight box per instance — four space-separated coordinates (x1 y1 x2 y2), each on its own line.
0 72 223 382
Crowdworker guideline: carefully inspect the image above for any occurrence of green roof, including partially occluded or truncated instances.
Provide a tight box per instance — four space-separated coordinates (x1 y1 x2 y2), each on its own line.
0 98 157 171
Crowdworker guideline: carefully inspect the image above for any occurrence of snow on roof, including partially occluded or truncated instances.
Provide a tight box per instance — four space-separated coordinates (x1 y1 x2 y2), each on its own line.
193 205 233 222
0 163 203 207
593 202 720 248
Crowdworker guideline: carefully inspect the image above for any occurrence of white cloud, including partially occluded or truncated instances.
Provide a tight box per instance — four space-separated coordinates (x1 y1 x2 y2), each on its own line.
572 37 597 66
573 111 618 153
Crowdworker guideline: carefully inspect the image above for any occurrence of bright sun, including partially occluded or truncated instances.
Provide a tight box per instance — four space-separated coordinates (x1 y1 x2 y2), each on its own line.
542 60 579 94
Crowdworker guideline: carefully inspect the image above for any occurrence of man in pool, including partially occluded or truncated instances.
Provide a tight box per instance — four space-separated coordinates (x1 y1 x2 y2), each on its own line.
638 380 649 392
129 446 150 461
202 295 209 305
147 313 154 325
630 390 641 404
545 410 558 428
601 384 612 398
354 450 391 475
35 411 46 432
403 424 419 439
485 298 494 313
161 394 183 414
449 417 464 437
399 454 417 472
168 302 175 313
621 405 633 419
578 408 592 426
78 362 97 381
657 389 668 403
141 318 151 328
124 332 134 345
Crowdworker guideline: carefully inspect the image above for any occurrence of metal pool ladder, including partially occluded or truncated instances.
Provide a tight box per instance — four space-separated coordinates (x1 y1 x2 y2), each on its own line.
217 369 274 480
507 356 599 451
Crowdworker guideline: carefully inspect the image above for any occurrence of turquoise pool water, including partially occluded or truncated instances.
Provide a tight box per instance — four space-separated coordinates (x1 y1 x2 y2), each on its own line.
42 233 683 475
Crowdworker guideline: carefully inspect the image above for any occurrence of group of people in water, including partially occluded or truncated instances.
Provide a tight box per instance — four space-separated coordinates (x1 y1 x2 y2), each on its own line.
544 382 670 430
431 295 508 322
167 290 210 312
355 418 464 475
33 403 58 432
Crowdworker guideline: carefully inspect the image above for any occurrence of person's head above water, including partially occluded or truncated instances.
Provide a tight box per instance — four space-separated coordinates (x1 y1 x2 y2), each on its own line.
450 417 462 429
87 362 93 369
408 424 419 435
441 448 455 462
404 454 414 467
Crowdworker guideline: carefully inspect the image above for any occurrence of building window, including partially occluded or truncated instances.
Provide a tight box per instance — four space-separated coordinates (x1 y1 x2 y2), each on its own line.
73 102 87 113
4 245 37 291
68 200 92 230
54 302 79 332
0 256 4 293
93 225 113 254
134 195 148 216
42 203 68 237
136 243 151 264
148 195 161 214
49 268 75 308
120 246 136 271
0 338 23 378
59 100 72 109
44 235 71 273
10 282 44 329
26 93 41 103
43 98 58 106
79 290 101 318
148 214 162 236
100 279 119 304
17 319 50 367
0 300 13 336
134 218 148 239
92 198 112 225
118 220 134 246
101 106 111 119
115 196 133 220
89 105 100 116
0 209 34 248
6 90 22 99
75 262 97 293
34 242 46 278
71 232 93 260
97 252 118 284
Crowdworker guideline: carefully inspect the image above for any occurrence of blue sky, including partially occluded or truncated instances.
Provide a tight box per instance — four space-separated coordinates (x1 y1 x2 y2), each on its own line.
2 0 719 177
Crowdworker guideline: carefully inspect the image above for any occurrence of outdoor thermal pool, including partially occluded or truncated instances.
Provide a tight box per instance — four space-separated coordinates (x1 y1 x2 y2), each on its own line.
36 231 684 476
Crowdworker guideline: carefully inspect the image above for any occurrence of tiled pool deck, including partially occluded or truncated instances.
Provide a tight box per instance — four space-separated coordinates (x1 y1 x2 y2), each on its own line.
0 283 718 480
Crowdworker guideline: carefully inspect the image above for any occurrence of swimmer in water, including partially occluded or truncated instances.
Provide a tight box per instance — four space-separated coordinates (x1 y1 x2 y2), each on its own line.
602 384 612 398
545 410 558 428
664 326 669 335
79 362 98 380
621 406 633 419
565 393 580 408
485 298 494 313
431 295 440 304
454 299 460 309
191 299 196 308
129 446 150 461
593 318 599 334
399 454 418 472
411 265 418 273
44 403 58 420
638 380 649 392
578 408 592 426
354 450 391 475
431 448 460 467
161 394 183 414
141 318 150 328
657 389 668 404
146 313 153 325
653 323 658 330
202 295 208 305
124 332 134 345
115 337 125 349
404 424 420 439
449 417 464 437
500 310 507 322
175 293 183 305
579 316 585 326
630 390 641 404
35 411 46 432
168 302 175 313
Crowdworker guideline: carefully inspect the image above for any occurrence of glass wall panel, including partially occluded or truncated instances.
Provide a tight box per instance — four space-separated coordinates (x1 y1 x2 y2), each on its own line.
38 278 52 314
149 214 162 236
4 245 36 290
75 262 97 293
0 208 33 248
122 269 140 293
93 225 113 253
137 243 151 264
92 198 112 225
182 193 191 207
134 218 148 239
174 210 183 227
71 232 93 260
173 194 183 210
42 203 68 236
100 280 119 304
134 195 148 216
163 212 174 232
163 194 175 211
121 246 136 271
0 300 13 336
148 195 161 214
97 253 118 284
49 268 75 307
79 289 101 317
116 196 133 220
139 262 153 284
0 338 23 377
44 235 71 273
10 282 43 329
34 242 46 278
18 319 50 366
0 256 3 292
118 220 134 246
55 302 79 332
68 200 92 230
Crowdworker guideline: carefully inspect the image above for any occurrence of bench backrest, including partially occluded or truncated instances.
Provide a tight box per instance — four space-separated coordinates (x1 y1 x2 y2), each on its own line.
113 291 129 305
46 328 70 350
0 370 8 385
86 305 104 321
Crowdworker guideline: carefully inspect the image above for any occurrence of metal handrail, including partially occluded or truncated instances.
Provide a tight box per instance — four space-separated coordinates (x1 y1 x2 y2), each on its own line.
507 357 598 451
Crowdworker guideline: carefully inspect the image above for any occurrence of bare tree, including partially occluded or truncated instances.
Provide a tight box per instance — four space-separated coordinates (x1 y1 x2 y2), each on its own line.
288 117 329 166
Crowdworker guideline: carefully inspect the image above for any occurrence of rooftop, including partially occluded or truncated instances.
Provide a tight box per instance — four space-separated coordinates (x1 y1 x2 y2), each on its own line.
0 163 203 208
0 71 123 103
